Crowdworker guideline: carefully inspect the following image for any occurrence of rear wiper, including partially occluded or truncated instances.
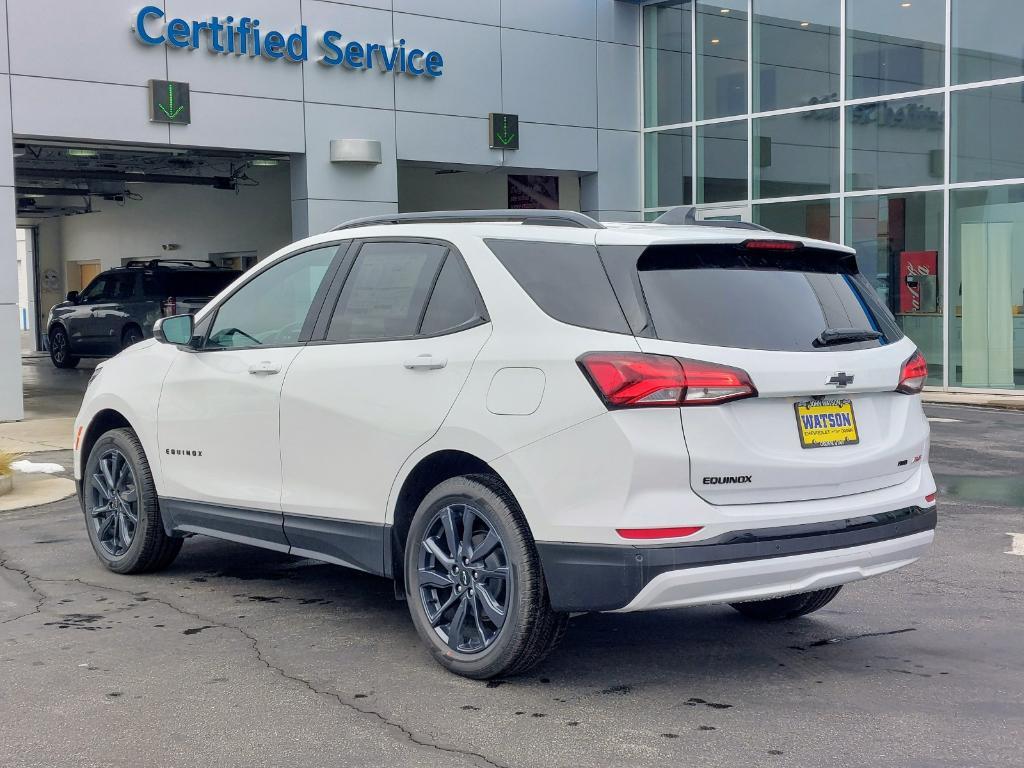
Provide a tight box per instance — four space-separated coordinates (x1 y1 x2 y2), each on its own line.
813 327 883 347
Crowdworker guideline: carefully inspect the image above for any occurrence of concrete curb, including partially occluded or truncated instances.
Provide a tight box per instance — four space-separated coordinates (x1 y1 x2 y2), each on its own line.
923 394 1024 412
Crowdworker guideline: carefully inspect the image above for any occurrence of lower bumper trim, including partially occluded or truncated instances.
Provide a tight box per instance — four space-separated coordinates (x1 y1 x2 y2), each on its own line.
536 505 936 612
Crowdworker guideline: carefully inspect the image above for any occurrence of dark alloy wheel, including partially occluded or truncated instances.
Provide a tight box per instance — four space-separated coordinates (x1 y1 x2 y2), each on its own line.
49 327 79 369
86 448 140 557
405 475 568 679
122 326 144 349
82 428 182 574
418 502 511 653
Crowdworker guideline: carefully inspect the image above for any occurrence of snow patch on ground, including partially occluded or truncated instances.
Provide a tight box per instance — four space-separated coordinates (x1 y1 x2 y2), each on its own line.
11 460 66 475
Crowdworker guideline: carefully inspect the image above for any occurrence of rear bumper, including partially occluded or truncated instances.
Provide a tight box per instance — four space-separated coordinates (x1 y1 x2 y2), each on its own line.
536 505 936 612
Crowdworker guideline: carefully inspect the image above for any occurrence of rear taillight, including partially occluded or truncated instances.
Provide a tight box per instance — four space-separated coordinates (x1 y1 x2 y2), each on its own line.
897 351 928 394
577 352 757 408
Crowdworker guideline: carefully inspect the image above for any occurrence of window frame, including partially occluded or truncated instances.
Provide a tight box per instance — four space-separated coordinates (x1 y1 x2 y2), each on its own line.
194 241 352 353
309 236 489 347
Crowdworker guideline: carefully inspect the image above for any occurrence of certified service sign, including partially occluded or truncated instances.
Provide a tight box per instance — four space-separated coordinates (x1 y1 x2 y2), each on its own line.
133 6 445 77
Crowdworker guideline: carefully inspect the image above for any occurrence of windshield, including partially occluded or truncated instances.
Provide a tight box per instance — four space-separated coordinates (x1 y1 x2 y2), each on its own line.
636 245 902 352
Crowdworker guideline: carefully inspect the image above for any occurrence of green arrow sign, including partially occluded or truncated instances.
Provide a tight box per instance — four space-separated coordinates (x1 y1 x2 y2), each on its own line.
489 113 520 150
149 80 191 125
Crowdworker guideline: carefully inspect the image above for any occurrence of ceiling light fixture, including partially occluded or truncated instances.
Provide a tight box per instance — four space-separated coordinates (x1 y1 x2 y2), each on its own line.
720 8 730 13
250 159 280 167
66 148 98 158
710 38 721 45
800 21 810 27
900 1 912 6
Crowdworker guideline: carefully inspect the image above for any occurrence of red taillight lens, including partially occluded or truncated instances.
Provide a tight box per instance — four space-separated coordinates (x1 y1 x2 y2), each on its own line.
578 353 757 408
617 526 704 540
897 351 928 394
925 492 937 504
741 239 802 251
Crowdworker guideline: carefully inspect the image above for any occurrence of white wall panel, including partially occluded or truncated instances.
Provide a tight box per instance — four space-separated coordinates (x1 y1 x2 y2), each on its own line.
11 77 170 145
8 0 167 85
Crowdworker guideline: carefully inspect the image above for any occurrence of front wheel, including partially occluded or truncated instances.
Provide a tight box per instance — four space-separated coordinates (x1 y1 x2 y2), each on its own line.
405 475 567 679
82 428 182 574
49 327 80 369
730 586 843 621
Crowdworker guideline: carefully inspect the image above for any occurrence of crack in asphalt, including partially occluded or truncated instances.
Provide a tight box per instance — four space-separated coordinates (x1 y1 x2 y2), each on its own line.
0 558 47 625
0 553 507 768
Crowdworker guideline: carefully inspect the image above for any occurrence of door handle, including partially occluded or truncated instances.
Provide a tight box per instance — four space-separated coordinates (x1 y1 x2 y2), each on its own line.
404 354 447 371
248 361 282 376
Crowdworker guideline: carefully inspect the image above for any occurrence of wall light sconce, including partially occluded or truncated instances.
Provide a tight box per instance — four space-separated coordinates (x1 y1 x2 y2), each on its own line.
330 139 383 165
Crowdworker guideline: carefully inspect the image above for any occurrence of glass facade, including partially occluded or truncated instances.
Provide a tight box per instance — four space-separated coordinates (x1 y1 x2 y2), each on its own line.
642 0 1024 391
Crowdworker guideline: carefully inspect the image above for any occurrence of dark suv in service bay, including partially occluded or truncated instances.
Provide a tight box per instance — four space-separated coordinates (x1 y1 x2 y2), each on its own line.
47 260 241 369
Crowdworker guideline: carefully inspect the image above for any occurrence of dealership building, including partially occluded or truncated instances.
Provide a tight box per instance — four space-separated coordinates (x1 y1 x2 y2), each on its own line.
2 0 1024 421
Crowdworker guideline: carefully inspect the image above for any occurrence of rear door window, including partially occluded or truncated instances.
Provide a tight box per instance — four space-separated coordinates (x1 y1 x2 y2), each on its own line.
326 242 447 342
636 245 902 352
419 254 485 336
485 239 630 334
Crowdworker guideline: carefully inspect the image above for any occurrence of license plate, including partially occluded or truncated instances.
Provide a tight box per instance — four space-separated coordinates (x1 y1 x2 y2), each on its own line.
794 398 859 449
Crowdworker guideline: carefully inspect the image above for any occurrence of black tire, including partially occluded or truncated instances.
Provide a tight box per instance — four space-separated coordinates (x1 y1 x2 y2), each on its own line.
49 326 80 369
730 586 843 621
81 428 182 574
404 474 568 679
121 325 144 350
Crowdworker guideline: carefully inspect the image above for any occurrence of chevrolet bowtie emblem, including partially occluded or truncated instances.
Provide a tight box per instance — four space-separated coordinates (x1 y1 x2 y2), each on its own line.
826 372 855 388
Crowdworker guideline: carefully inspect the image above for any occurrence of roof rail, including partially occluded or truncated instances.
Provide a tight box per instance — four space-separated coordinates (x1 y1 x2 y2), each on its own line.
653 206 770 232
331 209 606 231
123 259 220 269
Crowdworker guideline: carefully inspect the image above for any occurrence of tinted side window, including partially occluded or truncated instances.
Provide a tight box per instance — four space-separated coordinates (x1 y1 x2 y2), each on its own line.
206 246 339 350
485 239 630 334
79 277 110 303
327 242 447 342
109 274 137 301
420 255 484 336
142 274 164 298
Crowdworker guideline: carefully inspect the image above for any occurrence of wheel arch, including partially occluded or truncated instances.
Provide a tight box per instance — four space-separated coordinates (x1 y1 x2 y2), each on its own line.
121 322 144 341
387 449 525 592
80 409 138 473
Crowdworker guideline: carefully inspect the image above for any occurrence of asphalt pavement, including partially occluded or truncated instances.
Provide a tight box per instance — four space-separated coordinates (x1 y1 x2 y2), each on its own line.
0 404 1021 767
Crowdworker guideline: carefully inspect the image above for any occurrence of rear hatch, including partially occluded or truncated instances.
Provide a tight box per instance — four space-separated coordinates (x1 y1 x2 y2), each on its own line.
625 240 928 505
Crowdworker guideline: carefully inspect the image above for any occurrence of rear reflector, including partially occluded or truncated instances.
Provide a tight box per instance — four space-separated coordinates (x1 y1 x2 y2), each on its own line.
897 350 928 394
578 352 757 408
617 526 703 540
925 492 937 504
741 239 802 251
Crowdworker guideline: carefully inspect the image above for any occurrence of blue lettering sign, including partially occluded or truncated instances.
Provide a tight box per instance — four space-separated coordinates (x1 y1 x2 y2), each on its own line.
132 11 443 77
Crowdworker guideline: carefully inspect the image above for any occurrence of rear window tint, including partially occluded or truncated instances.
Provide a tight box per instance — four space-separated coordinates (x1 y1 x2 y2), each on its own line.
485 239 630 334
636 245 902 352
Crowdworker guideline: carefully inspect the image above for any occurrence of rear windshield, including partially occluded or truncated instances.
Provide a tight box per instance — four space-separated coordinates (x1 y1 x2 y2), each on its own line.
636 245 902 352
149 270 240 299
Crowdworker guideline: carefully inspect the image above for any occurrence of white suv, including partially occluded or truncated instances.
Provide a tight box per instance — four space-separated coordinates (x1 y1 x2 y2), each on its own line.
73 209 936 678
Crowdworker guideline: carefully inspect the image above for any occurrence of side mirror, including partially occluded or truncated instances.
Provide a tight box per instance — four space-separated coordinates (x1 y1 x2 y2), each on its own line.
66 291 79 303
153 314 194 346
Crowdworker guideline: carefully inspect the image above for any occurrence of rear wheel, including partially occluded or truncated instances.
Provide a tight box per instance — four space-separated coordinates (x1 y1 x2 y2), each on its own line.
730 586 843 621
121 325 144 349
82 428 182 574
405 474 568 679
49 326 79 369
